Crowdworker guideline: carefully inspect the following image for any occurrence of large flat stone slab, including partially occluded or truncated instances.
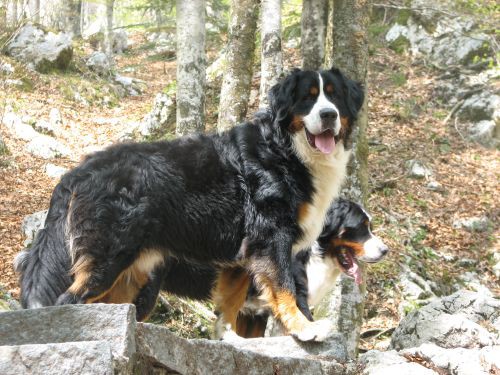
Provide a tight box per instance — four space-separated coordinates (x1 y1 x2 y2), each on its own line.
136 323 347 375
0 341 114 375
0 304 136 373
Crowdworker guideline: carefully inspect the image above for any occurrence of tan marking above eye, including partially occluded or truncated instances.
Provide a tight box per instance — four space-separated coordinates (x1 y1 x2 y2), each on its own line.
326 84 334 93
309 86 319 95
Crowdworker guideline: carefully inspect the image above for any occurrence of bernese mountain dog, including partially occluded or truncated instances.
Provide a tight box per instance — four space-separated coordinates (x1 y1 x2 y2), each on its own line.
226 198 389 339
15 67 364 342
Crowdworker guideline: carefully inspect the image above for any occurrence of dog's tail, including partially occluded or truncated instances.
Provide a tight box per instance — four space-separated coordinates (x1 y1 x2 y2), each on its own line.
14 181 73 308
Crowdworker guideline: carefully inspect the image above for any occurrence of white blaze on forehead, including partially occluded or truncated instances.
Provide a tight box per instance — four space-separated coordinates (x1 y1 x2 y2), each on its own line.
302 73 341 136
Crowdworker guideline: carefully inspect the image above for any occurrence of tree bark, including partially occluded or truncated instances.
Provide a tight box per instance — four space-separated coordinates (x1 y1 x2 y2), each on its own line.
0 0 7 28
301 0 328 70
176 0 206 136
103 0 115 58
258 0 282 108
33 0 40 23
316 0 371 359
216 0 259 133
12 0 17 25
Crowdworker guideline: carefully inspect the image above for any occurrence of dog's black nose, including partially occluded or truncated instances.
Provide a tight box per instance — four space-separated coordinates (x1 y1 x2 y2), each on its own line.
380 245 389 256
319 109 338 120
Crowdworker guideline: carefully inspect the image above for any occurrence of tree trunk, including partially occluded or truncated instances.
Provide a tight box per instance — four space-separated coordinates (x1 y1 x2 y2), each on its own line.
317 0 371 359
176 0 206 136
301 0 328 70
34 0 40 23
216 0 259 133
258 0 282 108
12 0 17 25
0 0 7 28
104 0 114 57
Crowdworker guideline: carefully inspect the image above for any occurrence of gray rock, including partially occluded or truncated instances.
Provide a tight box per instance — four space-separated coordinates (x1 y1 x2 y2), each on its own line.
452 216 491 232
0 341 114 375
358 349 436 375
25 135 71 159
391 290 500 350
0 304 136 374
2 108 39 141
493 261 500 278
49 108 63 129
33 119 56 136
21 210 48 247
87 51 113 77
140 92 176 137
136 322 346 375
426 181 443 192
467 120 499 148
457 258 478 268
399 266 436 301
386 24 409 43
45 163 68 179
4 79 23 87
113 30 129 54
402 343 500 375
406 159 432 179
458 92 500 123
6 23 73 73
114 75 142 96
456 272 492 296
0 61 14 74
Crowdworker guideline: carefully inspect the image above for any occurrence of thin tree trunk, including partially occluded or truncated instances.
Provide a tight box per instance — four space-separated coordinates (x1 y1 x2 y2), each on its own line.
301 0 328 70
216 0 259 133
258 0 282 108
176 0 206 136
104 0 114 57
0 0 7 27
324 0 334 67
316 0 371 359
12 0 17 25
34 0 40 23
73 1 82 36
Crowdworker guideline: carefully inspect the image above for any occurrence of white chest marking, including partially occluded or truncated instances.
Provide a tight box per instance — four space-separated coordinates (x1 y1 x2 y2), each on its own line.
306 244 341 306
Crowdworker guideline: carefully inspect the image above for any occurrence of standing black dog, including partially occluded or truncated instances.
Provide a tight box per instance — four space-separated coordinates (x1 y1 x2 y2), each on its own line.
15 67 364 342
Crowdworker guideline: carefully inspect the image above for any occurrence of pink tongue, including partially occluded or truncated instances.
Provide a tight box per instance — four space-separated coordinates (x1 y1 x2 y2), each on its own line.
314 132 336 154
347 260 363 285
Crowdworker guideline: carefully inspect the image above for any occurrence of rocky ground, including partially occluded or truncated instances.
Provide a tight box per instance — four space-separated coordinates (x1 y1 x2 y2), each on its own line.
1 6 499 360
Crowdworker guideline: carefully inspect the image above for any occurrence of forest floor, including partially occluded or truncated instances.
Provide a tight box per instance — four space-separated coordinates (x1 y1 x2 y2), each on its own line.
0 32 498 349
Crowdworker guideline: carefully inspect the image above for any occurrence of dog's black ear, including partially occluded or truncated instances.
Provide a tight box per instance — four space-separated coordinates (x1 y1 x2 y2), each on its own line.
330 67 365 118
268 68 301 123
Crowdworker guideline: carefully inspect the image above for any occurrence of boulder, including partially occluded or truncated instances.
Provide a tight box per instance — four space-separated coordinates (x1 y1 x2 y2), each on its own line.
136 323 347 375
406 159 432 179
140 92 176 137
87 51 113 77
452 216 492 232
114 75 142 96
6 23 73 73
45 163 68 179
359 349 436 375
113 30 129 54
0 341 114 375
0 61 14 74
391 290 500 350
25 135 71 159
0 304 136 374
21 210 48 247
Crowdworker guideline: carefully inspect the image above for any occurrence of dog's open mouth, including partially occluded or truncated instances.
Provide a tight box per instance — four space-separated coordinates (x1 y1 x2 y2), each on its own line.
305 128 336 154
335 248 362 285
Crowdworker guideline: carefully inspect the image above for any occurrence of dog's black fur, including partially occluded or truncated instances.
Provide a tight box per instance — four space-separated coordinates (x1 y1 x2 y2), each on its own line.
15 68 364 337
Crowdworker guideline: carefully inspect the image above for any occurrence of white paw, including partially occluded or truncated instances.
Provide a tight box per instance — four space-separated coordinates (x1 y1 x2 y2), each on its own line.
292 319 333 342
221 329 243 343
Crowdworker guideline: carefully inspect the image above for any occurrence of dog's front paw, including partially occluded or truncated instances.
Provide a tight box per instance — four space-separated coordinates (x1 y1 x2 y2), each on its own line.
55 292 84 305
291 319 333 342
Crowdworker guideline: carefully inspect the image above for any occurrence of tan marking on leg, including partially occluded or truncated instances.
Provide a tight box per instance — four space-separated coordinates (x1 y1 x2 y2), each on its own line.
212 268 251 332
68 256 92 294
92 248 165 304
297 203 311 226
254 275 311 335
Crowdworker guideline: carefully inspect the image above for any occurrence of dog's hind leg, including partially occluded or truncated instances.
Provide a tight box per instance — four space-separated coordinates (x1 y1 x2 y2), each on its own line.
56 248 164 306
212 267 251 337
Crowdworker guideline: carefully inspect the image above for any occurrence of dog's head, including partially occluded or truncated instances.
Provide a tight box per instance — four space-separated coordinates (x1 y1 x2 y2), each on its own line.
269 67 364 155
317 199 388 284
